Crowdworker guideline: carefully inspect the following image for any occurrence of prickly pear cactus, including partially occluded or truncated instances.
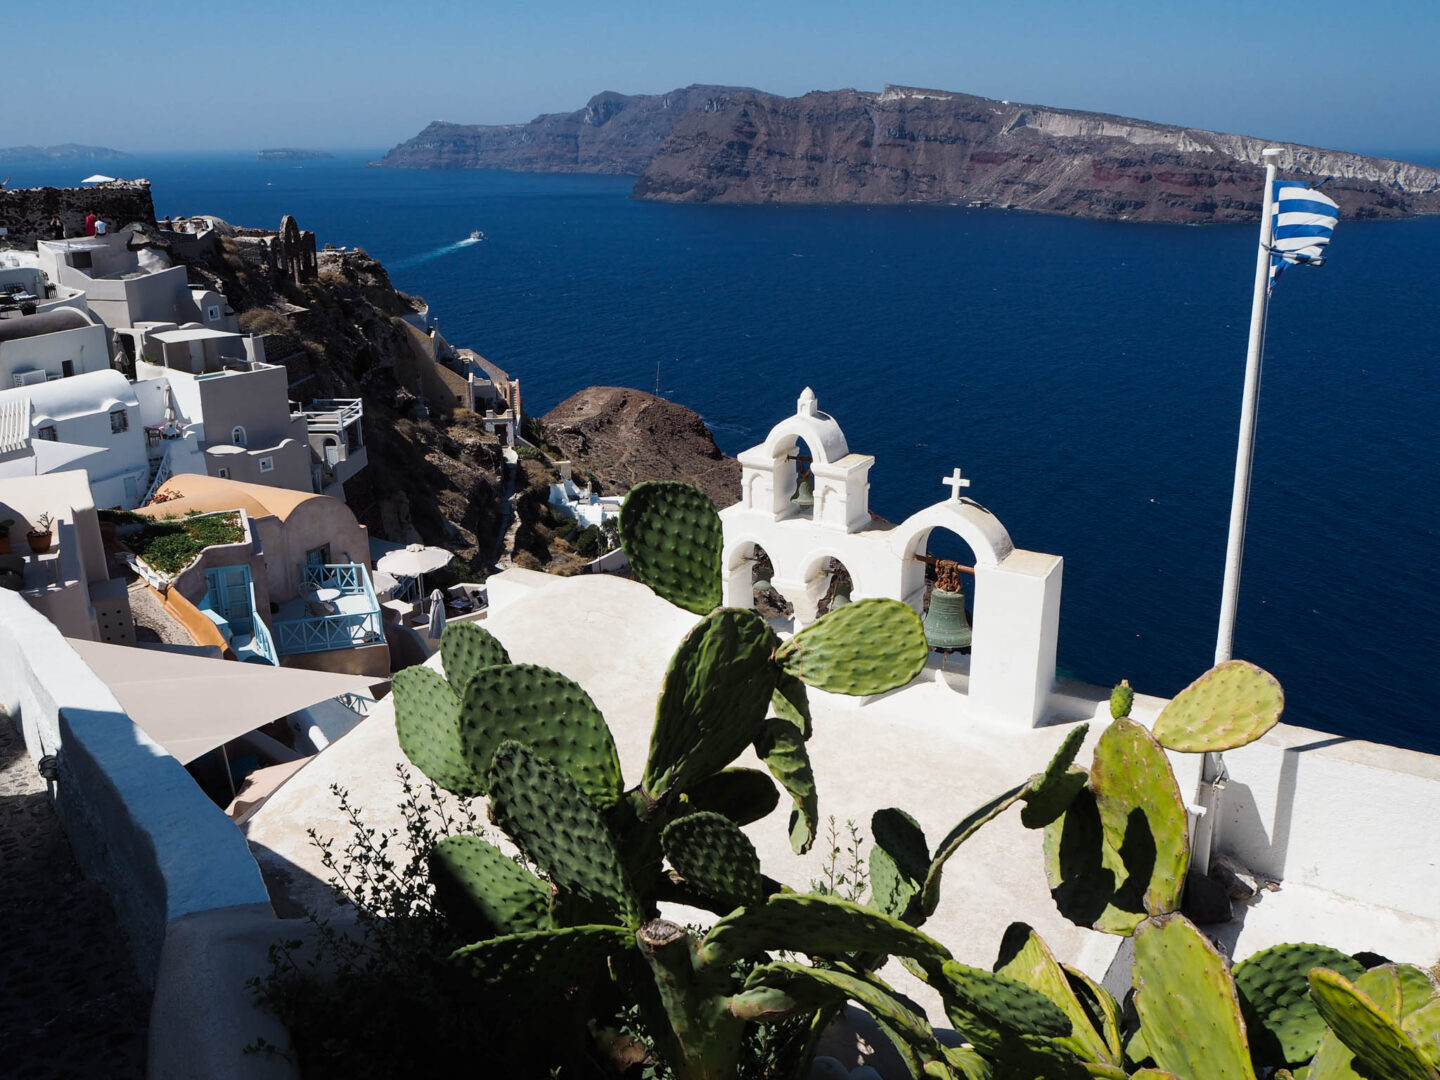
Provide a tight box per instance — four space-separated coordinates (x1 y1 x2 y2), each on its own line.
438 622 510 693
661 810 764 910
992 923 1117 1066
1110 679 1134 720
753 716 818 854
699 893 950 970
1020 723 1089 829
1308 967 1440 1080
450 924 634 992
1153 659 1284 753
921 781 1028 918
1132 914 1259 1080
458 662 623 808
679 767 780 826
429 834 552 938
775 598 928 696
618 480 723 615
1233 942 1365 1068
869 807 929 924
938 961 1074 1040
642 608 780 802
486 740 642 928
392 666 481 796
1087 718 1190 931
771 669 812 737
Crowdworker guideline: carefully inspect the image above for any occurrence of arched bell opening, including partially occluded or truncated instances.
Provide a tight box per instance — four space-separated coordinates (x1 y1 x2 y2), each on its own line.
768 434 818 520
913 528 979 662
806 555 855 618
722 539 795 625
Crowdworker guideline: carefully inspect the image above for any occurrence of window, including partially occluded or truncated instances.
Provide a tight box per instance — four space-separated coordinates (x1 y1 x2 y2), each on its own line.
216 467 230 479
37 425 57 441
207 305 222 322
61 360 75 378
110 409 128 433
231 425 247 447
258 456 274 473
71 252 93 270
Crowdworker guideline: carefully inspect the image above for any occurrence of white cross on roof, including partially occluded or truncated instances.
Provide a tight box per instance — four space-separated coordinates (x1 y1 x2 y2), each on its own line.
942 467 971 501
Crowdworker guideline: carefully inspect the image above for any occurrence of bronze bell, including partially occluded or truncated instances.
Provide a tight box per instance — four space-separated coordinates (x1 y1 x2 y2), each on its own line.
828 581 851 609
924 587 972 651
752 576 772 593
791 475 814 509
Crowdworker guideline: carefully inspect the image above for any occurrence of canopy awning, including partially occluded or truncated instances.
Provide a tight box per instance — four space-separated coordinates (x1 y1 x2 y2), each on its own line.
67 639 387 764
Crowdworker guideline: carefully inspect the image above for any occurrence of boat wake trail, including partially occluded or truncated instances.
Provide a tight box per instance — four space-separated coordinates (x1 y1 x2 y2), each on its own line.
391 235 482 270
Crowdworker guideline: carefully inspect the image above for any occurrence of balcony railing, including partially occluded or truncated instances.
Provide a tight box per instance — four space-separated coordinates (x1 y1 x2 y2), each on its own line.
271 563 383 656
298 398 363 433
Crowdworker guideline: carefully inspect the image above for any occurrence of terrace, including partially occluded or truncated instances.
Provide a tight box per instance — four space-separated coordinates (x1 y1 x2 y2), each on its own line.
271 562 382 656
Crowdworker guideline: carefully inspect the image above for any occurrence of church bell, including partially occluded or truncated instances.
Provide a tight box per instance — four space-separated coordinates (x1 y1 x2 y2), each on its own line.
924 587 972 651
791 475 814 510
828 581 851 609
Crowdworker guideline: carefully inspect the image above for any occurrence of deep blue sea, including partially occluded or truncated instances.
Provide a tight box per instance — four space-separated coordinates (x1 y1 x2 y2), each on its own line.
8 152 1438 752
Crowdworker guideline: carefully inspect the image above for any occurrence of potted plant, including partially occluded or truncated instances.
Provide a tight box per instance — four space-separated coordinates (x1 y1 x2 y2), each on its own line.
26 513 54 554
0 519 13 555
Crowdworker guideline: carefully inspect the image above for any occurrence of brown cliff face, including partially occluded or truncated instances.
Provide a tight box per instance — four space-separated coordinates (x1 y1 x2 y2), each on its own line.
372 86 754 174
632 86 1440 222
540 387 740 509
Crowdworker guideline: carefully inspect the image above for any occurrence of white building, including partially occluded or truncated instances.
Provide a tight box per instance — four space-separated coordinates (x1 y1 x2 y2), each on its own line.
548 460 623 527
1 306 112 388
0 369 150 509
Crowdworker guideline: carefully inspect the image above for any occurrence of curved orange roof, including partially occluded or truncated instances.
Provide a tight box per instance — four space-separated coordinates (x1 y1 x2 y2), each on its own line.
134 473 326 523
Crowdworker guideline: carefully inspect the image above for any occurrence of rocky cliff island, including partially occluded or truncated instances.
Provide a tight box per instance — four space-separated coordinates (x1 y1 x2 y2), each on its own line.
378 83 1440 222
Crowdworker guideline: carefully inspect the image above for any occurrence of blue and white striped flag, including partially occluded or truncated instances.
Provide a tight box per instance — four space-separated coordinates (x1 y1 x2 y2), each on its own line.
1270 181 1339 289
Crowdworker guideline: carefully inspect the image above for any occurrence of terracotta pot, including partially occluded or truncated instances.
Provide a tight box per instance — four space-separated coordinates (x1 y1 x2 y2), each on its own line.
26 530 52 554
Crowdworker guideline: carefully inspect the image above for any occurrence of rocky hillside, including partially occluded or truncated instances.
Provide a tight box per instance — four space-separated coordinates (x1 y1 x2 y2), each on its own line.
371 86 752 173
634 85 1440 221
538 387 741 508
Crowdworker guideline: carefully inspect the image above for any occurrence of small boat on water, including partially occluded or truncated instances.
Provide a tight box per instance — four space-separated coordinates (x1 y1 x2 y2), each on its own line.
468 230 486 242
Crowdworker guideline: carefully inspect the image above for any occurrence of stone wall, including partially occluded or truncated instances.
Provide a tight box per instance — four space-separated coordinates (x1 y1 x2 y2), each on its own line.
0 181 157 246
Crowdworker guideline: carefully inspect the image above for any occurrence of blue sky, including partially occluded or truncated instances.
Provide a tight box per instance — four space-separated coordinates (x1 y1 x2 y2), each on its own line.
11 0 1439 157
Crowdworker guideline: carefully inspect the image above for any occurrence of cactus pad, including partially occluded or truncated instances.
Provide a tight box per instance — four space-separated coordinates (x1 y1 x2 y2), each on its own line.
753 716 818 854
775 598 928 696
1308 967 1440 1080
1403 1000 1440 1068
938 960 1073 1039
1133 914 1259 1080
392 666 479 796
771 669 812 737
662 811 764 910
743 962 938 1055
680 767 780 826
1110 680 1134 720
643 608 780 802
1020 722 1090 829
458 662 623 807
1089 717 1189 924
486 740 642 928
429 834 552 937
921 782 1028 917
1062 963 1123 1062
700 893 950 970
993 922 1116 1066
450 924 634 992
869 808 929 924
1153 659 1284 753
618 480 723 614
438 622 510 693
1234 943 1365 1067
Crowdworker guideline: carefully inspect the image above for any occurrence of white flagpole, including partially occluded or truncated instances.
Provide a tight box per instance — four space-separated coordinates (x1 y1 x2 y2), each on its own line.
1215 146 1283 667
1194 146 1283 877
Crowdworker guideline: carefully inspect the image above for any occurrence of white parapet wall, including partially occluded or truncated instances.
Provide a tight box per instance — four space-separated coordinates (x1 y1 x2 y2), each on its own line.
0 590 271 984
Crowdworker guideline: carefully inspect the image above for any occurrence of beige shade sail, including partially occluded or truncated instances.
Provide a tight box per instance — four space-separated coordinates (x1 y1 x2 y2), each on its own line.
67 639 387 765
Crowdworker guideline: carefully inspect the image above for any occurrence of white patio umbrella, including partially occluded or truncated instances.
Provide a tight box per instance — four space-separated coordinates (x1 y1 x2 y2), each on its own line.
370 570 400 601
427 589 447 640
375 543 453 599
80 174 117 184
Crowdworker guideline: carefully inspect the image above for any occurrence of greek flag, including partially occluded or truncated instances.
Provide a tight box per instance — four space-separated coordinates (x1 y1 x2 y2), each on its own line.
1270 181 1339 289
